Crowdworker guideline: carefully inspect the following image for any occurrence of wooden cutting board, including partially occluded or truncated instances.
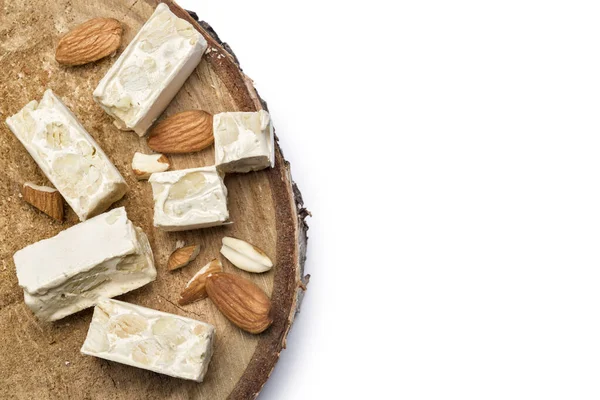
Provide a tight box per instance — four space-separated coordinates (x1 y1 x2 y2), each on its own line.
0 1 309 399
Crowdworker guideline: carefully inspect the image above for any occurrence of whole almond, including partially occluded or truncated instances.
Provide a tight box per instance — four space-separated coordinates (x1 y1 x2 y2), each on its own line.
206 272 273 334
21 182 64 221
147 110 214 154
56 18 122 66
167 244 200 271
178 259 223 305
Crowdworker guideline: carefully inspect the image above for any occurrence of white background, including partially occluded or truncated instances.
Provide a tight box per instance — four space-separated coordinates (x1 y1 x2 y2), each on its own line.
182 1 600 399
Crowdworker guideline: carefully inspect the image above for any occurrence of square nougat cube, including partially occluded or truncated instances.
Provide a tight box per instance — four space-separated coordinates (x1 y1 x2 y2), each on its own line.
149 166 229 231
213 110 274 173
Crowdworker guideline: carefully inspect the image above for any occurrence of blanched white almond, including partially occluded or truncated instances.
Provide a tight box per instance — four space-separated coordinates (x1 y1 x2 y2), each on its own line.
220 237 273 273
131 152 170 180
110 314 147 338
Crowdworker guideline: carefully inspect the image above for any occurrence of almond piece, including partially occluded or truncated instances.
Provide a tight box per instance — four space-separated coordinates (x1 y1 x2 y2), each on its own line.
131 152 170 180
220 237 273 273
147 110 214 154
21 182 64 221
178 259 223 305
55 18 122 66
167 245 200 271
206 272 273 334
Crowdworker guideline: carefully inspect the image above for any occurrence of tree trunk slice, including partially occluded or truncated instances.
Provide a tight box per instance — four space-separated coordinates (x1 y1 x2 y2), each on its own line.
0 1 309 399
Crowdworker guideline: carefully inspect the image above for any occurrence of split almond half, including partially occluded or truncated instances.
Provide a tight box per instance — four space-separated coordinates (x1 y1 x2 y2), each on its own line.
21 182 64 221
220 237 273 273
55 18 122 66
167 244 200 271
178 259 223 305
131 152 170 180
147 110 213 154
206 272 272 334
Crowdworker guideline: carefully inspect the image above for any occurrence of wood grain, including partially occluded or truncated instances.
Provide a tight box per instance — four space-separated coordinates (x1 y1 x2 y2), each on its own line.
0 1 309 399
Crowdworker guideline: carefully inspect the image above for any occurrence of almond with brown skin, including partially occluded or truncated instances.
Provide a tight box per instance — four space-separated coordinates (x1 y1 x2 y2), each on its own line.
206 272 273 334
178 259 223 305
21 182 64 221
55 18 122 66
147 110 214 154
167 245 200 271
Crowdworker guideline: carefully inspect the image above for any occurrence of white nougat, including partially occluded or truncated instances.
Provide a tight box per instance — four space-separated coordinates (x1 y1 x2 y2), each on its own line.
148 166 229 231
14 207 156 321
5 89 128 221
93 3 208 136
81 298 215 382
213 110 275 173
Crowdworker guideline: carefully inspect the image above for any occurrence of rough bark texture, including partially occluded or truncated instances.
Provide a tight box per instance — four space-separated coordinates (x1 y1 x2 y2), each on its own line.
0 1 309 399
173 6 311 398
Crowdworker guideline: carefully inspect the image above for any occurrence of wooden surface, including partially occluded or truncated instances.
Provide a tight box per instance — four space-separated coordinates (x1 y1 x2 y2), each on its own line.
0 1 309 399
